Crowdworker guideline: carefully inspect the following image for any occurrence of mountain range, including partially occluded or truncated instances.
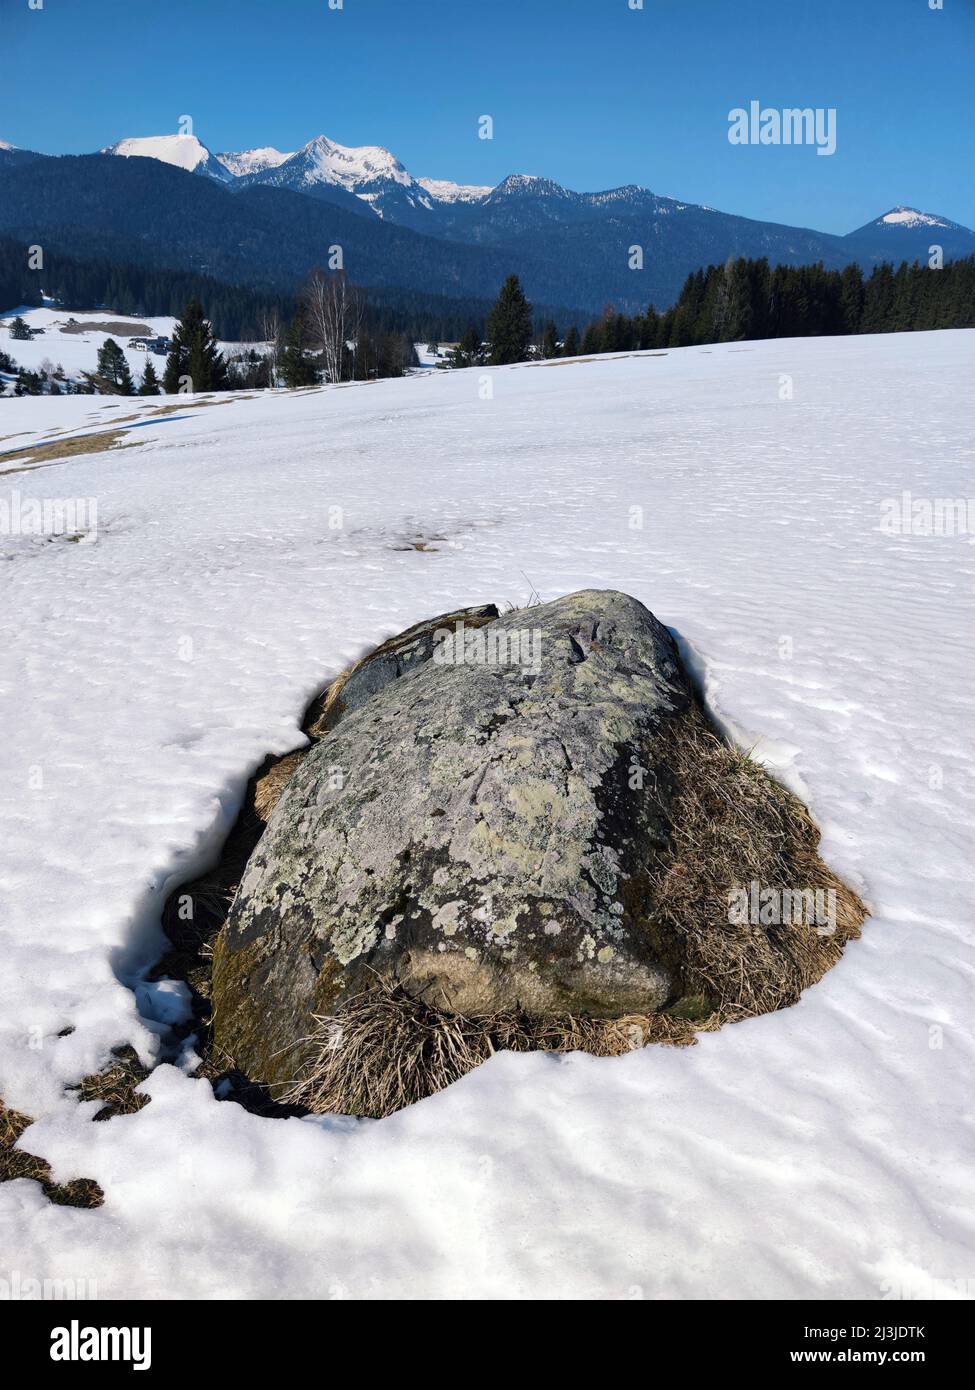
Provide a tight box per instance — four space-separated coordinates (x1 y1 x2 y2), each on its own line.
0 132 971 317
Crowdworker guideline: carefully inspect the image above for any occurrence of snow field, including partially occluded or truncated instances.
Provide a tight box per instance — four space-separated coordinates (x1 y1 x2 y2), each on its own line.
0 331 973 1299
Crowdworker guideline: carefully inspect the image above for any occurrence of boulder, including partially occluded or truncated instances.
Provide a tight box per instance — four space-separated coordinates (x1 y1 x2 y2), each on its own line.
213 590 698 1087
252 603 499 822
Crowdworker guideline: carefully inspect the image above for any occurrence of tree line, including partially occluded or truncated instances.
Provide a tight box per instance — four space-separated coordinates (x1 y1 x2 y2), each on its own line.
532 255 975 359
6 256 973 396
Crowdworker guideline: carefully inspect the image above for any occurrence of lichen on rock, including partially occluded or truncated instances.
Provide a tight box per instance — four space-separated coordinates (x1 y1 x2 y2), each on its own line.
211 590 865 1110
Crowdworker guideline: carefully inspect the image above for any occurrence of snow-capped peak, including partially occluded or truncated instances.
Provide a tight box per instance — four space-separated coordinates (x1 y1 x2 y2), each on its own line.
486 174 571 202
100 134 234 183
0 139 16 151
418 178 493 205
877 205 953 230
216 146 293 178
288 134 415 191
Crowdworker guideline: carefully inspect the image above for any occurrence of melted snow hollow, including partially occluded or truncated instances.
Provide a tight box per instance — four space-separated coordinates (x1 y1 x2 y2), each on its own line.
1 332 973 1299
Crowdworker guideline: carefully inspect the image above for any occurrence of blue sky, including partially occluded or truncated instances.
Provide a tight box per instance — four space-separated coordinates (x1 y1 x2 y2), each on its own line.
2 0 972 233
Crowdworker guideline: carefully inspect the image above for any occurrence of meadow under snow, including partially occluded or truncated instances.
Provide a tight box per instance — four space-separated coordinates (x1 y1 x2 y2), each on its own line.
0 330 973 1299
0 307 253 393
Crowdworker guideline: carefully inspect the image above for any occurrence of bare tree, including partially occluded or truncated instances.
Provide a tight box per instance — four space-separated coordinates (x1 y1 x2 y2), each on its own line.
304 269 364 384
260 306 282 388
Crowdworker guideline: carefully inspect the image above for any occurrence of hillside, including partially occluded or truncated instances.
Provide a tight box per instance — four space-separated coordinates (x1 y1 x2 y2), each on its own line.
3 148 971 315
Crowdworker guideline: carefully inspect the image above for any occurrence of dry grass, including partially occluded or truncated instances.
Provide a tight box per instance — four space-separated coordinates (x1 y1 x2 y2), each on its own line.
253 749 306 823
0 1045 150 1206
69 1046 150 1121
644 703 865 1022
281 700 865 1119
0 1100 103 1208
281 980 701 1119
60 319 152 336
0 428 143 472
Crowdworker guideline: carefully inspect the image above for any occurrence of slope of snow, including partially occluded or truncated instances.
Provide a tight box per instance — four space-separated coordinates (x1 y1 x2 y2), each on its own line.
418 178 493 205
216 146 293 177
0 139 15 151
100 134 234 183
1 331 974 1300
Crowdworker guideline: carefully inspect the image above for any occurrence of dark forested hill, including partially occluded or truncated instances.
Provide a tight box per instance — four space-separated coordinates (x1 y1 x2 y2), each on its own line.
2 154 972 317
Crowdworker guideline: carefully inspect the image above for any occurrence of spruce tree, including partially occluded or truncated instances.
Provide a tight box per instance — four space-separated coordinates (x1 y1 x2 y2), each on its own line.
163 298 227 394
540 321 558 359
580 323 601 355
279 309 317 388
834 258 867 330
8 315 31 341
562 324 580 358
486 275 533 365
94 338 134 394
139 358 161 395
451 325 483 368
639 309 659 350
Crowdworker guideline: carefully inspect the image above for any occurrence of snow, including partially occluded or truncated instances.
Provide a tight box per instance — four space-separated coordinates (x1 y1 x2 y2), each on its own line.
100 135 233 183
418 178 493 205
0 139 16 151
1 330 974 1299
291 134 414 191
215 146 293 177
878 206 951 229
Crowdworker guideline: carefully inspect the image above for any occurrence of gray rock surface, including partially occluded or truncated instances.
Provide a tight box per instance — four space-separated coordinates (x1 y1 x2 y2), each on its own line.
213 590 695 1086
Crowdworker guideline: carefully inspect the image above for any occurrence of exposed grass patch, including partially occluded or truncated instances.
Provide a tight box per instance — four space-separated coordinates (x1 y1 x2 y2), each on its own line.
281 980 697 1119
253 750 306 823
0 1100 103 1208
0 428 143 472
643 702 865 1022
60 319 153 336
69 1046 150 1122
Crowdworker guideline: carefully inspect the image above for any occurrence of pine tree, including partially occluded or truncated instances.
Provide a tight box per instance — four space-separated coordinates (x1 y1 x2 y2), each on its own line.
8 315 31 341
451 325 483 368
163 298 227 394
580 323 601 355
486 274 533 365
639 309 659 350
139 358 161 395
93 338 134 394
540 320 558 359
562 324 580 358
279 308 317 388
